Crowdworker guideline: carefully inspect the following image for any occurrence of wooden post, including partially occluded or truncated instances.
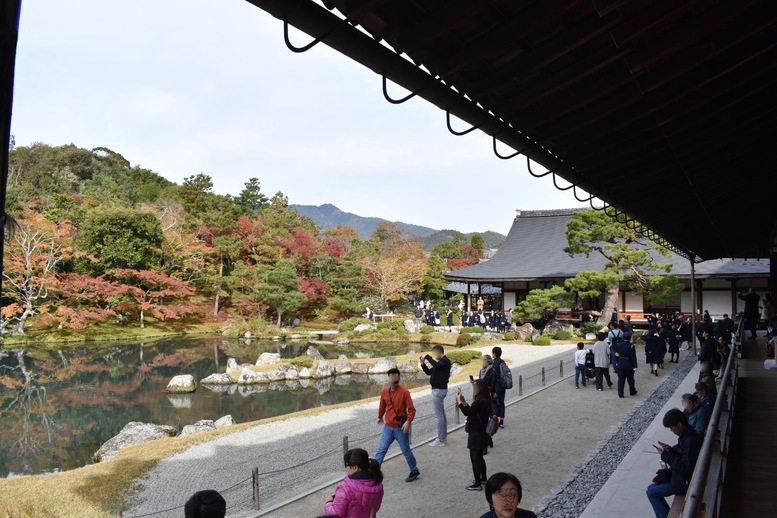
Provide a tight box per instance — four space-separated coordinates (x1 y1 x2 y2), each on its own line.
343 435 349 458
252 467 260 510
518 375 523 396
560 360 563 377
542 367 546 386
114 512 122 518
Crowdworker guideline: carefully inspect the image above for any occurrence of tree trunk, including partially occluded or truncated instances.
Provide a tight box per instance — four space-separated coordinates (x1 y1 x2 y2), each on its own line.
140 308 145 329
213 254 224 317
276 311 282 329
597 284 619 326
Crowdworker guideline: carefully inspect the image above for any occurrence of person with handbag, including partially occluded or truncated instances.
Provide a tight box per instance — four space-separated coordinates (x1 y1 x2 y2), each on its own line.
646 409 703 518
374 368 420 482
457 379 493 491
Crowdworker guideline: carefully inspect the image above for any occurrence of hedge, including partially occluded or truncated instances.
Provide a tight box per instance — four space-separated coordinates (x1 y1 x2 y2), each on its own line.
503 332 517 341
532 335 552 346
460 326 484 334
456 333 479 347
420 325 435 335
553 330 573 340
289 356 314 369
447 350 482 365
338 318 372 332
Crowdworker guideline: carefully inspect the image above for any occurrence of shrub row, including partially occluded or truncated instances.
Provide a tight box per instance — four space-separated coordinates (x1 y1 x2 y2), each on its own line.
447 349 483 365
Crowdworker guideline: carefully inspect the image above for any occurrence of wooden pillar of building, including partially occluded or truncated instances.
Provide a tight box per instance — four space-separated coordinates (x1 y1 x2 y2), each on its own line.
731 278 738 317
466 282 471 312
771 252 777 320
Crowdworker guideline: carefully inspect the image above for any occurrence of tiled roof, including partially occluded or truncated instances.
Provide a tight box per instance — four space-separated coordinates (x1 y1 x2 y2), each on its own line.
444 211 770 283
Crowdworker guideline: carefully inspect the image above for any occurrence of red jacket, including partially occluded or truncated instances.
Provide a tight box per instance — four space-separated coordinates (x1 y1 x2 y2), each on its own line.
378 385 416 428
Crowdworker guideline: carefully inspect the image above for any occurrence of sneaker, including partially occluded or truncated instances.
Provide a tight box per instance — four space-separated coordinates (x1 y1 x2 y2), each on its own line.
466 483 483 491
498 421 504 429
597 388 603 391
429 439 446 447
405 471 420 482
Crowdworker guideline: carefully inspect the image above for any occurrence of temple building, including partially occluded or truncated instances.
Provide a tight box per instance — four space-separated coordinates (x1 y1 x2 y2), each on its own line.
444 209 771 320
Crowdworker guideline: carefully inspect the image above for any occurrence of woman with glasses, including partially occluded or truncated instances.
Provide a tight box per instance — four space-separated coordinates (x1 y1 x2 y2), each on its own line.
478 472 537 518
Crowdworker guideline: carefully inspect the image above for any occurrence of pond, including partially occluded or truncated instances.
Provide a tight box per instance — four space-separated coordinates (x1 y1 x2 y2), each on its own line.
0 337 426 477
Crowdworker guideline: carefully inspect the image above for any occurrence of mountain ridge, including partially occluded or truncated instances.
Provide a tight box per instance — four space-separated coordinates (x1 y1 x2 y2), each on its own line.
293 203 505 251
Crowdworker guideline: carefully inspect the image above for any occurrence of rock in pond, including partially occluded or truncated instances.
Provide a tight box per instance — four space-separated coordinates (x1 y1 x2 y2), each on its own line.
181 419 216 436
298 367 312 379
201 373 233 385
166 374 196 393
368 356 397 374
334 360 352 374
214 415 234 428
306 346 325 360
93 422 177 462
256 352 281 365
315 360 332 378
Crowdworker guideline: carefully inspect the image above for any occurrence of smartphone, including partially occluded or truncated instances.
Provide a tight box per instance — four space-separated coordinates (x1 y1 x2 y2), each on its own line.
469 375 474 382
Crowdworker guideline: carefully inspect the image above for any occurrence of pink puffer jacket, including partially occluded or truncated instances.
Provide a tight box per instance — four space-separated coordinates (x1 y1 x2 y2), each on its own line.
324 475 384 518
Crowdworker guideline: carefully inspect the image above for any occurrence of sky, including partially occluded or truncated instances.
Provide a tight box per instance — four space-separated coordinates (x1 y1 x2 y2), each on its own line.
11 0 589 236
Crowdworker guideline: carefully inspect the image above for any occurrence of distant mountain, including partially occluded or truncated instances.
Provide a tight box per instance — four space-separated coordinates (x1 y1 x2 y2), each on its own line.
293 204 505 251
421 229 505 251
293 204 438 240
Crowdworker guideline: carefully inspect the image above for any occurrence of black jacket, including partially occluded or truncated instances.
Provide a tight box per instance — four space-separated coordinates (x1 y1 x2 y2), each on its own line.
459 398 491 450
661 426 703 495
478 509 537 518
421 355 451 389
614 341 638 370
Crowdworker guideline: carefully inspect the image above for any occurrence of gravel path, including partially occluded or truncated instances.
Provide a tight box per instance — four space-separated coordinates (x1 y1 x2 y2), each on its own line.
270 347 692 518
124 343 578 518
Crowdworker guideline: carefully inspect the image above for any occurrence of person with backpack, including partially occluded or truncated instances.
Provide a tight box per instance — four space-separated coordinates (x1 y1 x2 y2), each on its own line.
456 379 493 491
608 323 625 369
490 347 513 428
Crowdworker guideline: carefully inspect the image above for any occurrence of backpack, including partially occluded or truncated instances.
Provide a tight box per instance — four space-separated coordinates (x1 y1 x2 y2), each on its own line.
496 359 513 389
485 413 501 436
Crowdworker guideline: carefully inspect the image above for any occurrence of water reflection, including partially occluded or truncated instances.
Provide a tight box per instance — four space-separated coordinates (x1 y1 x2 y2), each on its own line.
0 337 425 477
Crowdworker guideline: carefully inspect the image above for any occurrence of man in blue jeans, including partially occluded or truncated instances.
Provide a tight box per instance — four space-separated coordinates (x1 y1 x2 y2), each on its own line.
420 344 452 446
375 368 420 482
646 409 702 517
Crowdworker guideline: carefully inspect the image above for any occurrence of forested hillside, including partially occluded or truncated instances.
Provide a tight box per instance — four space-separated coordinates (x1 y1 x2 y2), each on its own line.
0 143 485 337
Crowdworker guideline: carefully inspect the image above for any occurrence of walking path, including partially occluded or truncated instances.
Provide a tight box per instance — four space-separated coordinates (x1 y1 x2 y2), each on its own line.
579 361 701 517
251 349 689 518
125 343 577 517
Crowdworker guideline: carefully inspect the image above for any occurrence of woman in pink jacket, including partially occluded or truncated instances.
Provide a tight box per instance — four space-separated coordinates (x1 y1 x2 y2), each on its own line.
324 448 384 518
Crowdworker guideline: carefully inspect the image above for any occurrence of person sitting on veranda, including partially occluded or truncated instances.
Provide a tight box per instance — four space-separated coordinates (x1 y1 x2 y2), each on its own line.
646 409 703 518
681 393 710 437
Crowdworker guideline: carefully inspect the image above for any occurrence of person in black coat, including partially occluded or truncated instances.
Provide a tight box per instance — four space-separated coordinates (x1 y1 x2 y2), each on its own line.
614 338 638 398
738 288 761 340
646 409 703 518
641 330 663 376
478 472 537 518
457 379 493 491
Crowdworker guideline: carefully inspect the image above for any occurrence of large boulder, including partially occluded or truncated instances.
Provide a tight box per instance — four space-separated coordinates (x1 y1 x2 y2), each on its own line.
368 356 397 374
181 420 216 436
315 360 332 378
352 362 371 374
334 360 353 374
306 346 325 361
542 319 574 337
404 319 417 334
215 415 235 428
298 367 312 379
397 362 417 373
585 332 597 341
237 369 269 385
93 422 177 462
201 373 233 385
226 358 239 371
354 323 377 333
256 352 281 365
267 370 286 382
514 323 535 341
285 367 299 380
166 374 196 393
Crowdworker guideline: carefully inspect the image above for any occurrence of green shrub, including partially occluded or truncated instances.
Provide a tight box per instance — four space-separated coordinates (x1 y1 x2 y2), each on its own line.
420 335 432 345
420 325 435 335
532 335 552 346
581 322 601 336
503 332 517 341
377 320 406 332
360 295 389 315
553 330 573 340
461 326 484 334
456 333 479 347
339 318 372 332
289 356 314 369
447 349 482 365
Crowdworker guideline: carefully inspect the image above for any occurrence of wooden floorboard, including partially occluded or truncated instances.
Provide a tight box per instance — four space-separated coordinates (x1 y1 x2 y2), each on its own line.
720 337 777 517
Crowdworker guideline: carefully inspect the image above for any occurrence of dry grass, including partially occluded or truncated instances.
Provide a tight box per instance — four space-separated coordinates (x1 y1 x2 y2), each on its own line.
0 347 486 517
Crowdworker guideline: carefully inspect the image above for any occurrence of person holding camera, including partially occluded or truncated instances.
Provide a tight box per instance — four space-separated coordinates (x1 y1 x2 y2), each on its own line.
375 368 420 482
457 379 493 491
324 448 384 518
420 344 452 447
